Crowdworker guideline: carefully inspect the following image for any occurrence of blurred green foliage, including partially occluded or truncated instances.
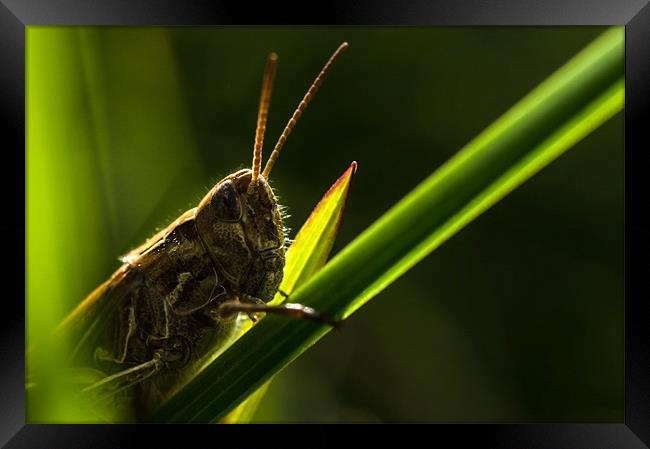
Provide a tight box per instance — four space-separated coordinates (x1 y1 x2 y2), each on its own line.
27 26 623 422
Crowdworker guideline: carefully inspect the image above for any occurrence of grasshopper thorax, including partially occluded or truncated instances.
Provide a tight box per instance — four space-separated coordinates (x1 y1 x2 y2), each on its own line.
195 169 285 302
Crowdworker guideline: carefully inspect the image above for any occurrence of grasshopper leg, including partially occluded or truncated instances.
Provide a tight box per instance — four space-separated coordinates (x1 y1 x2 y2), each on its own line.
85 336 191 400
94 300 137 365
216 295 342 328
82 353 163 399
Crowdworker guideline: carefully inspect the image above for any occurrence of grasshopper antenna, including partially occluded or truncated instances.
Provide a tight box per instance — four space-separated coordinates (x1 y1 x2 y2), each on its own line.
262 42 348 179
251 52 279 187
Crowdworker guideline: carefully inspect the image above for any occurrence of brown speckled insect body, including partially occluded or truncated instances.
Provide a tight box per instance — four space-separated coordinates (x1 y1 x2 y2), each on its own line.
63 43 349 418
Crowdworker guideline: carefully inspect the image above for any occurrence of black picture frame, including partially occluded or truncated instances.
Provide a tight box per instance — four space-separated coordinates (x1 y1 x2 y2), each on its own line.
3 1 649 447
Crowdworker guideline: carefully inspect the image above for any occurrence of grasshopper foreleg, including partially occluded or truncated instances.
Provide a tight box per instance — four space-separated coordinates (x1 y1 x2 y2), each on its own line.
216 295 342 328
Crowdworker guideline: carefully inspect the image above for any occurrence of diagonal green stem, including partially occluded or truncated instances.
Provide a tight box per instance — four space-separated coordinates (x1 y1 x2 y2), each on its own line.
154 27 624 423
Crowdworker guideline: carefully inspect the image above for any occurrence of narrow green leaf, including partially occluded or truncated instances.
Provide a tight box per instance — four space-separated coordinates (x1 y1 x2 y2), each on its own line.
154 27 624 423
163 162 357 423
273 161 358 304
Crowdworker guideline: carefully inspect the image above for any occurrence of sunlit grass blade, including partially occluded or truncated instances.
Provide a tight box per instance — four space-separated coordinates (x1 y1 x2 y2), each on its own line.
271 161 358 305
154 27 623 423
168 163 357 423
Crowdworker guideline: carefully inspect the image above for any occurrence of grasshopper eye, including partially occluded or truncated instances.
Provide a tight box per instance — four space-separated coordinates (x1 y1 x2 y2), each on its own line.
213 180 242 222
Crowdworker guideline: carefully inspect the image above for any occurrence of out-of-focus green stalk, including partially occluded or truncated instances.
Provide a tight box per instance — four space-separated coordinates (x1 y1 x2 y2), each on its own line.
27 26 201 423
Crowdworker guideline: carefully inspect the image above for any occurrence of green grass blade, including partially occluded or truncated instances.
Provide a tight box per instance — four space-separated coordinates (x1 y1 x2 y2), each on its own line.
166 163 357 423
153 27 624 423
271 161 358 305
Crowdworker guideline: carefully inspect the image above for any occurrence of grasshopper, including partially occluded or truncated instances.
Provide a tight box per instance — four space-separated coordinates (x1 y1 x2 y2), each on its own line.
59 42 349 419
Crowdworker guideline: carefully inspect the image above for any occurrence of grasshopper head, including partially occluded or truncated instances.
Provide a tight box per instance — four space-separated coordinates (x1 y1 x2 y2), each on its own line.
195 170 285 301
226 169 285 255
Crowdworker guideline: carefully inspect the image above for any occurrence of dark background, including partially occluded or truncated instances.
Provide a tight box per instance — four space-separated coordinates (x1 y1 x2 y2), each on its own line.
26 26 623 422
